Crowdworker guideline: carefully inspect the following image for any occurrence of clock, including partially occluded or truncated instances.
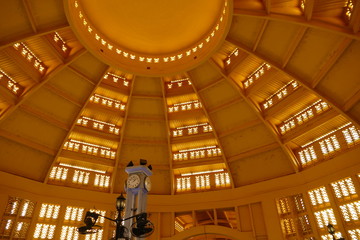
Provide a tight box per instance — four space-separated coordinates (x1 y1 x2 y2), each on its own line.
144 176 151 191
127 174 141 188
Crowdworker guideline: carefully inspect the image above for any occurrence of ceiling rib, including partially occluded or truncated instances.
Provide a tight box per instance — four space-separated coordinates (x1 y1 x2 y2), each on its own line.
311 37 352 88
218 118 262 138
43 83 83 107
226 37 360 128
19 104 70 131
304 0 315 21
263 0 271 15
281 26 308 68
343 88 360 112
253 19 269 52
0 48 87 124
232 11 360 40
197 77 226 93
227 142 279 163
0 128 56 156
0 25 71 51
208 59 300 172
43 65 109 184
207 97 243 114
160 77 175 195
21 0 38 33
110 74 135 194
187 72 236 189
67 65 96 86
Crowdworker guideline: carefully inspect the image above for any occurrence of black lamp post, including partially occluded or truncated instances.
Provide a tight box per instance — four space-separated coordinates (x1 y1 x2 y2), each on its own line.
327 223 345 240
115 193 128 240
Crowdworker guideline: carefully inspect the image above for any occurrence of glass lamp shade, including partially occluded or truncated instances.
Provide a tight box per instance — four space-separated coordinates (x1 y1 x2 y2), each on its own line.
327 223 336 235
116 193 126 211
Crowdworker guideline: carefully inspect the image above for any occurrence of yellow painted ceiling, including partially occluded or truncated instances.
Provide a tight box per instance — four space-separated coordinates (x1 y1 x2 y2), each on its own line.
0 0 359 197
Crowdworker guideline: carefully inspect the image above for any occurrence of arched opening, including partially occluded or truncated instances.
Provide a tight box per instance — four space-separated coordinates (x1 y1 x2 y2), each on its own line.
163 225 254 240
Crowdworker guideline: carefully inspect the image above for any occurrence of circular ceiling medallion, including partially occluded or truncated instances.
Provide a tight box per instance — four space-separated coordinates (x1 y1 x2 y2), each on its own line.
65 0 232 76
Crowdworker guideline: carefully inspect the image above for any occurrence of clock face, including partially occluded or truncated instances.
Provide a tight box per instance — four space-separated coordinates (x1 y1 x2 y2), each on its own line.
145 177 151 191
127 174 141 188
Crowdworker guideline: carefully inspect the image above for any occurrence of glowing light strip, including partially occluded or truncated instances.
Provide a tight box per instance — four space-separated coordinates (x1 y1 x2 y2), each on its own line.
68 139 111 150
301 122 352 148
170 78 190 83
176 123 209 130
81 116 115 127
179 145 217 153
59 163 106 174
14 42 42 62
181 169 225 176
173 100 200 106
104 72 127 81
265 80 298 101
283 99 323 123
92 93 122 103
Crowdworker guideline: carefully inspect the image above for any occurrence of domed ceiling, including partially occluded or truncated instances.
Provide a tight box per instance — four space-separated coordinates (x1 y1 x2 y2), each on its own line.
0 0 359 196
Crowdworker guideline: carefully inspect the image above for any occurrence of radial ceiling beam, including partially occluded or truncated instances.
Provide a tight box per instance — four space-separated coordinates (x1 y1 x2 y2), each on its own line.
0 25 70 50
208 59 300 172
232 10 360 40
343 87 360 112
311 37 353 88
349 0 360 33
22 0 38 33
281 26 307 68
0 128 56 156
187 72 236 189
253 19 268 52
19 104 70 131
161 76 176 195
109 73 135 194
44 65 110 184
43 83 83 107
303 0 315 21
226 37 360 128
263 0 271 15
227 142 279 163
0 48 86 124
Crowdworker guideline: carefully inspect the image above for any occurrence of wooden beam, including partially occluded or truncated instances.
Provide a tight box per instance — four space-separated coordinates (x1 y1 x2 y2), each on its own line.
227 142 279 162
263 0 271 15
109 73 135 193
67 65 97 86
343 87 360 112
19 104 70 130
197 77 225 93
232 10 360 40
226 37 360 128
218 118 262 138
208 58 301 172
349 0 360 33
304 0 315 21
0 128 56 156
43 83 83 107
161 76 176 195
172 157 224 169
44 66 111 184
253 19 268 51
0 25 70 50
208 97 244 114
0 48 87 124
311 37 352 88
282 26 307 68
22 0 38 33
188 70 236 189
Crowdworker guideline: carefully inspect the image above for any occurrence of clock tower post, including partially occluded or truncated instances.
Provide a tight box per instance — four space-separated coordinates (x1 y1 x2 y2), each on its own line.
124 160 152 239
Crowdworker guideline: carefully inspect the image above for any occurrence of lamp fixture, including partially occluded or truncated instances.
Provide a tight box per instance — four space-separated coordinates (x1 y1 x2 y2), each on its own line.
326 223 345 240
